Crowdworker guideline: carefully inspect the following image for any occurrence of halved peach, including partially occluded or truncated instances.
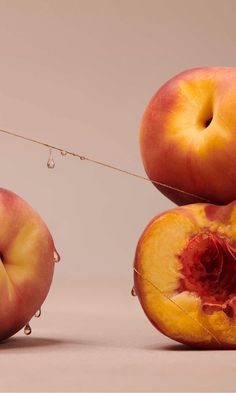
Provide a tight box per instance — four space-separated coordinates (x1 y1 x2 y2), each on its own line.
133 202 236 348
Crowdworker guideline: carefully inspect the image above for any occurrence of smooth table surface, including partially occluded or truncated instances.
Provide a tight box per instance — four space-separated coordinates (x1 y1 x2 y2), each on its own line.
0 276 235 393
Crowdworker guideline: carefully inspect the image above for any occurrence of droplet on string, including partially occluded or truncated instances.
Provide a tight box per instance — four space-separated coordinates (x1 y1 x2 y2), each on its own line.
24 323 32 336
35 308 41 318
54 249 61 263
47 148 55 169
131 286 137 296
79 156 85 160
60 150 67 156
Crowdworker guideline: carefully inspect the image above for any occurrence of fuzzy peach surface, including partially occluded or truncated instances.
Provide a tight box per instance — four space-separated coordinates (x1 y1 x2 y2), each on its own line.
140 67 236 205
0 188 55 340
134 202 236 348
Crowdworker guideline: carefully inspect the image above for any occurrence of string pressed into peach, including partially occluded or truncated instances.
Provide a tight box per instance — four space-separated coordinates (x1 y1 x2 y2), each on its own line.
133 268 222 346
0 126 219 344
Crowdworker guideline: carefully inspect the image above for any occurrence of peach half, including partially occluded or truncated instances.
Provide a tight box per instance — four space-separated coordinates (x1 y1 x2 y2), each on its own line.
140 67 236 205
133 202 236 348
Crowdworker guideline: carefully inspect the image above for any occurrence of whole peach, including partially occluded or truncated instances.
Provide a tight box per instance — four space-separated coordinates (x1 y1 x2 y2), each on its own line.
140 67 236 205
0 188 55 340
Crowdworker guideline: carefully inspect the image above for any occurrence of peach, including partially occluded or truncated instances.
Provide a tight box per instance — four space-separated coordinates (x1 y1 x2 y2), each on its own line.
0 188 55 340
133 201 236 348
140 67 236 205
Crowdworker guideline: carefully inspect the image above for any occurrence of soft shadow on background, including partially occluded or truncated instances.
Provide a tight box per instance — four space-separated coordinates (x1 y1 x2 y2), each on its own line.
0 337 66 350
0 336 82 350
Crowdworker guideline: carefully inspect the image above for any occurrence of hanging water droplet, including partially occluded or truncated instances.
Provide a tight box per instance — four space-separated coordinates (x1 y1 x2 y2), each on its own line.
131 286 137 296
47 148 55 169
24 323 32 336
60 150 67 156
79 156 85 160
54 248 61 263
35 308 41 318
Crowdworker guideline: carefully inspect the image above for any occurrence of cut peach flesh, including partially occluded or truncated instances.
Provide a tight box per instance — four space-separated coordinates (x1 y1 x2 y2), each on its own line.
178 232 236 312
134 202 236 348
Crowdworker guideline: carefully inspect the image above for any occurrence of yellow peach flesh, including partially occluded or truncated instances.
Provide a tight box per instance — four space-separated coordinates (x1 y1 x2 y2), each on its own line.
134 202 236 348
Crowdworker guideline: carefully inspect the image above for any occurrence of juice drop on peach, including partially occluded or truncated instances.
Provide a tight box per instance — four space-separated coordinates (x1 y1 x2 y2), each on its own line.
35 308 41 318
54 249 61 263
131 286 137 296
24 323 32 336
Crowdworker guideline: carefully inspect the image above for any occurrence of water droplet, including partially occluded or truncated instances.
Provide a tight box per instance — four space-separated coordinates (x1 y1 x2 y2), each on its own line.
35 308 41 318
60 150 67 156
54 248 61 263
47 148 55 169
131 286 137 296
80 156 85 160
24 323 32 336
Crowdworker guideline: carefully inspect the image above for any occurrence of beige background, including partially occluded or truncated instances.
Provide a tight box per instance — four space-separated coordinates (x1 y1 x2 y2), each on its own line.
0 0 235 392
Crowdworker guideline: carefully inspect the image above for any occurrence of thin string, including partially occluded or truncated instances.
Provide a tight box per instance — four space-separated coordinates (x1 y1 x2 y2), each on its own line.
0 127 212 203
0 125 220 343
133 267 222 347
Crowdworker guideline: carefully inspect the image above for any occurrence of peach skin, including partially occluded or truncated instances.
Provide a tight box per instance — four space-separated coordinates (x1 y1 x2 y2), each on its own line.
0 188 55 340
133 202 236 348
140 67 236 205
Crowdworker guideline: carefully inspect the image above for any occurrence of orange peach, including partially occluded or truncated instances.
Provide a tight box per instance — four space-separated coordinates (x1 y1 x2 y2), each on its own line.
0 188 55 340
133 201 236 348
140 67 236 205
